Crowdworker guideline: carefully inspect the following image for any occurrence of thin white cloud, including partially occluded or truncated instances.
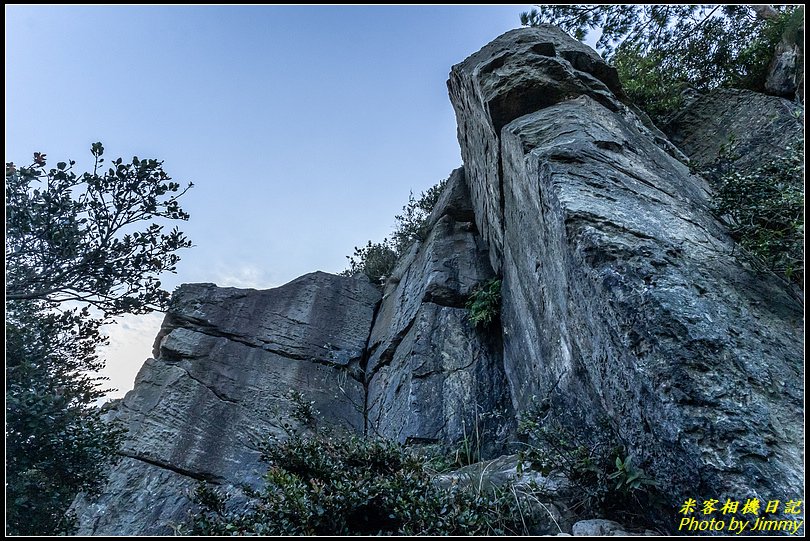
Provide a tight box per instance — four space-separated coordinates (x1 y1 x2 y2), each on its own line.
207 263 281 290
98 312 165 399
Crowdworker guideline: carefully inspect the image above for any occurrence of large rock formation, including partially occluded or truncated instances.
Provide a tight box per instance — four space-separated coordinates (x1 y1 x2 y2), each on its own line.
74 25 803 534
448 24 803 508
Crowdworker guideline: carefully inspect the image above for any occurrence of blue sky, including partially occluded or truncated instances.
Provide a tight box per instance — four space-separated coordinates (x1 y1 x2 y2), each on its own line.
6 5 541 397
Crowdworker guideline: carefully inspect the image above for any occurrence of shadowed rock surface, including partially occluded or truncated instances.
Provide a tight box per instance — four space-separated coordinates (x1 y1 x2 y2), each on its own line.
365 168 512 455
663 88 803 180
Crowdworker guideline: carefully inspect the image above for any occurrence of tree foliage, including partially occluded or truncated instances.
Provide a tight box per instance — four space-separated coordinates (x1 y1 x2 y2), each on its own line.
521 5 802 123
343 178 446 283
5 144 193 534
6 142 193 316
713 139 804 286
187 432 527 536
6 302 126 535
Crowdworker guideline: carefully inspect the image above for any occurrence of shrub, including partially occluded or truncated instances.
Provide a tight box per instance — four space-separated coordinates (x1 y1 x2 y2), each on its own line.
517 414 660 529
342 239 399 284
466 278 502 329
342 178 447 283
712 138 804 287
186 432 528 535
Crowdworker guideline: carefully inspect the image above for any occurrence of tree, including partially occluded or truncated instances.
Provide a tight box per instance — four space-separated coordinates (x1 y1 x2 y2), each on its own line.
521 5 802 122
5 144 193 534
6 303 124 534
342 178 446 283
6 142 193 315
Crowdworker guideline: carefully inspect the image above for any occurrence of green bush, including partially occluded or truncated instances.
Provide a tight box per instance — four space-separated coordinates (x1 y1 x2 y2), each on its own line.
517 414 660 529
343 178 446 283
466 278 502 329
186 432 527 535
342 239 399 284
712 138 804 286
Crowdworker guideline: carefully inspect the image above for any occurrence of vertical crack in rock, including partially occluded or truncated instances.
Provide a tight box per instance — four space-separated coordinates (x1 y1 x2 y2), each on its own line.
359 298 383 436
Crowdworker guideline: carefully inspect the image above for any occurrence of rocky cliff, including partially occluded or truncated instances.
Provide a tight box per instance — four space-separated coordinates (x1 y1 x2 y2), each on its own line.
74 26 803 535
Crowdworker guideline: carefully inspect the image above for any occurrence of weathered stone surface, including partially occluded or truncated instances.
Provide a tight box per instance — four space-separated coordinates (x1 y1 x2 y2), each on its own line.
367 303 510 454
663 88 802 179
450 26 804 516
448 25 623 272
436 454 573 535
765 8 804 101
571 519 654 536
73 272 380 535
366 168 512 454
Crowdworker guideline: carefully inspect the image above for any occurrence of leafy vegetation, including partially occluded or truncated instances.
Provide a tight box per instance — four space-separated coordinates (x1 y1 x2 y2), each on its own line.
522 5 803 123
187 432 529 535
6 303 126 534
712 138 804 286
466 278 502 330
343 179 446 283
517 414 660 529
5 145 192 534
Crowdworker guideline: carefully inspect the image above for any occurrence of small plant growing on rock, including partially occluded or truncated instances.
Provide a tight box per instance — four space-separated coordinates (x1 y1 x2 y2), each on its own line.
516 413 661 530
287 389 318 428
466 278 502 330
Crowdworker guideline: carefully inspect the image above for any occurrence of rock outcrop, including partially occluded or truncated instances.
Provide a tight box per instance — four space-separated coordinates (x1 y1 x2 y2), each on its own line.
448 25 803 510
73 273 380 535
663 88 803 179
74 25 804 535
365 168 512 456
765 7 804 102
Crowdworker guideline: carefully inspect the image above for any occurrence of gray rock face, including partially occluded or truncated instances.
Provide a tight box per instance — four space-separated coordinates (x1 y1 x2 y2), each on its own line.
663 88 802 179
73 272 380 535
450 26 804 510
366 168 512 455
448 25 623 273
765 11 804 101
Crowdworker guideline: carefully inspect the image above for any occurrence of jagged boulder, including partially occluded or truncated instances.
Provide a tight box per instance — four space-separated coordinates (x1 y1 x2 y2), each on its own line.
448 25 624 272
449 25 804 515
72 273 380 535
